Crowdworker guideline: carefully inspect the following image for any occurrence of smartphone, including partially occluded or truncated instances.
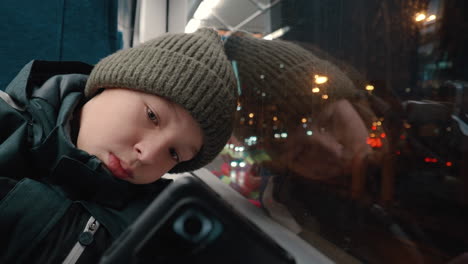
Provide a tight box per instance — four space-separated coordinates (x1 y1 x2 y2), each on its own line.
99 175 296 264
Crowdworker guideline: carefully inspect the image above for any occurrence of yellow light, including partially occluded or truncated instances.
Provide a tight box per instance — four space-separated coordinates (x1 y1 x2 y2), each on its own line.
415 13 426 22
301 118 307 123
377 121 382 126
249 113 254 118
372 122 377 126
322 94 329 100
370 133 376 138
312 87 320 93
314 75 328 84
273 116 278 121
365 85 375 91
426 15 436 21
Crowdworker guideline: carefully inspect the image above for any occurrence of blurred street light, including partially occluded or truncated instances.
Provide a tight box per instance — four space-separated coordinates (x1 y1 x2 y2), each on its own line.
426 14 436 22
415 13 426 22
314 75 328 84
366 85 375 91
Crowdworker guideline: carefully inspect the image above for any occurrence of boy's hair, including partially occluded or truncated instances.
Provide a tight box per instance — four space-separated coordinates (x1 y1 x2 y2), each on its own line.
85 28 237 173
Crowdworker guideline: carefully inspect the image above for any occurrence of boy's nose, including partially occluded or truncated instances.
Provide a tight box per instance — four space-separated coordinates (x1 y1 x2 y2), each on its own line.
134 141 166 164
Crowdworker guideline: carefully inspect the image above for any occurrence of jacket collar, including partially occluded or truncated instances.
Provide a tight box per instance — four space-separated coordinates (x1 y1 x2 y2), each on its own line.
5 60 93 107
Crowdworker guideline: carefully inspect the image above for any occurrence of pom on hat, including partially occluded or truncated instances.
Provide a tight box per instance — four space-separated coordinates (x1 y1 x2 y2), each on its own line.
86 28 237 173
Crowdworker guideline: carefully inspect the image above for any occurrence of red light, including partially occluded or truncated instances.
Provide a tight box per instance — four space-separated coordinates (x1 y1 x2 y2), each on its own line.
376 138 383 147
431 158 438 163
424 157 431 163
400 135 406 139
396 151 401 155
380 133 386 138
372 126 377 131
367 137 382 148
446 161 453 167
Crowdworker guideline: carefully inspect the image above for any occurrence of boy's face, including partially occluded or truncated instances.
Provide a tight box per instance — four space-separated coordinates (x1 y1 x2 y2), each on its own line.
77 88 203 184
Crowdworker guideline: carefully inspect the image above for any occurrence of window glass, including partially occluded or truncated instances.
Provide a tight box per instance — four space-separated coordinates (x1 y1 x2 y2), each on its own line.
199 1 468 263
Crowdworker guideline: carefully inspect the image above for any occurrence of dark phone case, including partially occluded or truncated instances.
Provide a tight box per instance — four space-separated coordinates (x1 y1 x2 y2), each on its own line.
99 175 295 264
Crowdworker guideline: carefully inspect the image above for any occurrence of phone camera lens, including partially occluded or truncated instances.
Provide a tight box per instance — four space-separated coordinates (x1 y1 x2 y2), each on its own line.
184 215 203 236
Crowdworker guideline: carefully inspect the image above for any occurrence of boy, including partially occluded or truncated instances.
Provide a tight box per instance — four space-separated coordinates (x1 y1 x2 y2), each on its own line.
0 28 236 263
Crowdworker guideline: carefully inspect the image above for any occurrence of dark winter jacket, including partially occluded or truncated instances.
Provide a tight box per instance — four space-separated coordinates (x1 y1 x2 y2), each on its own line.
0 60 171 264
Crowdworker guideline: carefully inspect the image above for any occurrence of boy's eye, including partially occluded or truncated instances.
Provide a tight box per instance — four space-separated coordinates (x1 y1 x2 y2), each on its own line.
146 107 159 124
169 148 180 163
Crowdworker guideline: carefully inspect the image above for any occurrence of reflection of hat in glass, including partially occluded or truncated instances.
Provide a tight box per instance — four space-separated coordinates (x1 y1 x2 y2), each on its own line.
86 28 237 173
224 31 357 118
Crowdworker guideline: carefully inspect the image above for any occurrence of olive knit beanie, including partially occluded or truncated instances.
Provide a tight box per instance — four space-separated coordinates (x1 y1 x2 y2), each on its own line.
85 28 237 173
224 31 357 119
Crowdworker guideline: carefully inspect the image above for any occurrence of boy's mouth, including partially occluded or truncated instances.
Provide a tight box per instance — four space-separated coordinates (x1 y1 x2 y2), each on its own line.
107 153 133 180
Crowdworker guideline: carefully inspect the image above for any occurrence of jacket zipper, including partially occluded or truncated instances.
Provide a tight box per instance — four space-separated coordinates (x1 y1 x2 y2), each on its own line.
62 216 100 264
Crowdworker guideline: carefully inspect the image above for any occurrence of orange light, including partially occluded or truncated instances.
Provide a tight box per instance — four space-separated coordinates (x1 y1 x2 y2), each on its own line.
367 137 382 148
446 161 453 167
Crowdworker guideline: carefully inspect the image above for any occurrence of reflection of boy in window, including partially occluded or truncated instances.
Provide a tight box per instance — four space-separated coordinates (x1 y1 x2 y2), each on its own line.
225 31 386 185
223 32 428 264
